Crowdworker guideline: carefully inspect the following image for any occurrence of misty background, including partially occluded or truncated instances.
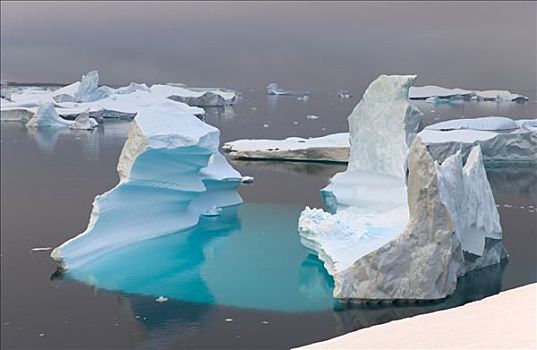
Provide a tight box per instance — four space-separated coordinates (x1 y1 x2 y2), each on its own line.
1 1 535 96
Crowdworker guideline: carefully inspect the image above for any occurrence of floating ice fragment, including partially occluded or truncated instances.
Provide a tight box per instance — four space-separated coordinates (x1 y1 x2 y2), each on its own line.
155 296 168 303
31 247 52 252
240 176 255 184
306 115 319 120
201 206 223 217
225 318 234 322
267 83 310 96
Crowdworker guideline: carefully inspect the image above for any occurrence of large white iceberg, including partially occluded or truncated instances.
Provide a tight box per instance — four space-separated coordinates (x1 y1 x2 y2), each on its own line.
51 101 243 269
298 74 506 300
409 85 528 102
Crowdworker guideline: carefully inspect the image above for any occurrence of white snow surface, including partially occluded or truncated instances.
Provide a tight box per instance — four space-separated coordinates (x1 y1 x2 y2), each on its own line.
51 101 243 269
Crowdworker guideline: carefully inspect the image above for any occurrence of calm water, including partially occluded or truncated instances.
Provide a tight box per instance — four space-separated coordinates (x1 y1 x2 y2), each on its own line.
1 91 536 349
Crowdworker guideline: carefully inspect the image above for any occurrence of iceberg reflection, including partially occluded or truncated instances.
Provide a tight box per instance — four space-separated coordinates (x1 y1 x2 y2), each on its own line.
67 203 336 312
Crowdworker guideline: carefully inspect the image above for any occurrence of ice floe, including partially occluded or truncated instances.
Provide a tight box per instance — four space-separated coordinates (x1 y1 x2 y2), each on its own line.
51 101 243 269
409 85 528 102
222 133 350 163
298 74 506 301
1 71 238 122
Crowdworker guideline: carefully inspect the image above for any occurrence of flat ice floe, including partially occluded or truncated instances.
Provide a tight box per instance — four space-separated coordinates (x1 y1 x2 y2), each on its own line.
51 101 243 269
222 133 350 163
298 74 507 300
409 85 528 102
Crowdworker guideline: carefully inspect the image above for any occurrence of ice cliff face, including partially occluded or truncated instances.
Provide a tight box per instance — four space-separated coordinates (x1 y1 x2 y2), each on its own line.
51 101 242 269
298 75 506 300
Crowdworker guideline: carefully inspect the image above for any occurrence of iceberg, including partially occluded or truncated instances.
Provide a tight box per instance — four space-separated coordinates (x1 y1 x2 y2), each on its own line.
51 101 243 269
26 103 73 128
222 133 350 163
409 85 528 102
150 84 237 106
267 82 310 96
298 74 506 300
420 117 537 165
221 116 536 165
69 109 98 130
2 71 238 122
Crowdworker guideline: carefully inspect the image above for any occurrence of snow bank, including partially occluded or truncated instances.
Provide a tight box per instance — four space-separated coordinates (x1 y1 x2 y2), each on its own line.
409 85 528 102
298 74 506 300
222 133 350 163
51 101 242 269
295 283 536 350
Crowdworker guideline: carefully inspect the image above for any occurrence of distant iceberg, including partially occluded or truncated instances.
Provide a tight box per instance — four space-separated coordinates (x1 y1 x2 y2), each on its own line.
1 71 238 122
409 85 528 102
26 103 75 128
298 74 507 301
51 101 243 269
267 83 310 96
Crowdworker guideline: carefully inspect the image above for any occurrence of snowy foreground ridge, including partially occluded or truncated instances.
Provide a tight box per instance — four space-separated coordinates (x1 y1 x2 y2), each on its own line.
223 116 537 165
51 101 243 269
1 70 237 123
409 85 528 102
299 75 507 300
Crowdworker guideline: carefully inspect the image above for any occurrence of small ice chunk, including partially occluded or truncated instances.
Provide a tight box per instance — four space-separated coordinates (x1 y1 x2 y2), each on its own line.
155 296 168 303
201 206 223 217
337 90 352 98
31 247 52 252
225 318 234 322
263 124 269 128
306 115 319 120
241 176 255 184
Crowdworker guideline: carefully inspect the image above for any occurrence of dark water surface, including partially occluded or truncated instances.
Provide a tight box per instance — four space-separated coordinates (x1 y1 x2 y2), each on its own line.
1 91 536 349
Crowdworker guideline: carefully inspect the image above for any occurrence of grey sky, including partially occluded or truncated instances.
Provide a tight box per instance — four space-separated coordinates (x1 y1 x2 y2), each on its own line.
1 1 535 95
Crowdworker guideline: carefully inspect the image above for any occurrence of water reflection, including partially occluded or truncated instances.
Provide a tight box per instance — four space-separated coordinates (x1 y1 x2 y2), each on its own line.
67 203 336 312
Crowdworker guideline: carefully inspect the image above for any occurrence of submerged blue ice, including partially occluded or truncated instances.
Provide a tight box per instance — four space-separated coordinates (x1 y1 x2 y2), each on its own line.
67 203 336 312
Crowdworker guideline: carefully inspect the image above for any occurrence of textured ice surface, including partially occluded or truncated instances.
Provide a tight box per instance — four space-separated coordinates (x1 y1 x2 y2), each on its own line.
51 101 242 269
421 117 537 164
298 75 506 300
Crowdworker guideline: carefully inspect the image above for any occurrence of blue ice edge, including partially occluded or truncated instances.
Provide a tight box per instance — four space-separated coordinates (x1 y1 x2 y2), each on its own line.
66 203 337 313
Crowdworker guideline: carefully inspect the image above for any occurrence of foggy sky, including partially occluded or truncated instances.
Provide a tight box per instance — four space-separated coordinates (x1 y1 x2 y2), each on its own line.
1 1 535 96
